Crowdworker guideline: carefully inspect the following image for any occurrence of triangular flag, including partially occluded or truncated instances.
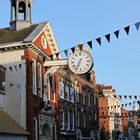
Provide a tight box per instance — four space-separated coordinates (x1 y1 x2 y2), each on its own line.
96 38 101 46
114 95 116 98
125 103 127 107
122 104 124 107
129 103 131 106
135 21 140 31
114 30 119 39
10 83 13 87
64 50 68 57
19 64 22 69
87 41 92 49
105 34 110 43
49 55 53 60
129 95 132 99
2 82 6 88
124 95 127 99
14 65 17 71
124 26 130 35
17 84 21 90
71 47 75 53
56 52 59 58
78 44 83 51
119 95 122 99
134 95 137 99
9 67 13 72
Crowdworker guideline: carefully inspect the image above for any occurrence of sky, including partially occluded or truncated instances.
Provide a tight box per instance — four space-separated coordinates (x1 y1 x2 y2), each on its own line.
0 0 140 109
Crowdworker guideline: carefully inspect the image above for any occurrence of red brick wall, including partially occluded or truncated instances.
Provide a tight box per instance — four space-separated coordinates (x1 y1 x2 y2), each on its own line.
22 49 44 140
98 96 110 139
121 108 128 134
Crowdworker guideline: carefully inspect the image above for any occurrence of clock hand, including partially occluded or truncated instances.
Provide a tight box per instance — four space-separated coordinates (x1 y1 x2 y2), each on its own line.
76 58 82 69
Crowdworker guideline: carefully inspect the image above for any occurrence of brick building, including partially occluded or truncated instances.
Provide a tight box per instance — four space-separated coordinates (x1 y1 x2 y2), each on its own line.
0 0 60 140
97 85 121 140
121 108 128 137
57 69 99 140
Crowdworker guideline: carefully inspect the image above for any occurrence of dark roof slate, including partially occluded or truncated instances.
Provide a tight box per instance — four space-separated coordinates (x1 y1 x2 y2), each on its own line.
0 24 38 44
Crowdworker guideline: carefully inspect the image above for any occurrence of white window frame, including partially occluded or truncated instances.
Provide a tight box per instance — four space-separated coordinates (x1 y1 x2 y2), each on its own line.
32 59 37 95
59 81 64 99
44 77 50 101
70 87 75 103
60 111 65 130
65 84 69 101
37 63 42 97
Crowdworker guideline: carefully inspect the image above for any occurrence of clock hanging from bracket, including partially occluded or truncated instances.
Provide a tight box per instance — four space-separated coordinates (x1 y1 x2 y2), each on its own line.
68 46 93 75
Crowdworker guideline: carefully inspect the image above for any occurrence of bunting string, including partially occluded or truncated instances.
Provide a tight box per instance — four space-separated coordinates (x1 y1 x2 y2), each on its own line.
48 21 140 58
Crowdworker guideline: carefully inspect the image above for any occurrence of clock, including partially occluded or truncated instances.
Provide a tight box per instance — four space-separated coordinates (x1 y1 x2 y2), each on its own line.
68 49 93 74
41 35 47 49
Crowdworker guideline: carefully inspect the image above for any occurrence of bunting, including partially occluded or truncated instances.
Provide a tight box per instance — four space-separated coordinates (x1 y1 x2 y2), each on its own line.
96 38 101 46
47 21 140 57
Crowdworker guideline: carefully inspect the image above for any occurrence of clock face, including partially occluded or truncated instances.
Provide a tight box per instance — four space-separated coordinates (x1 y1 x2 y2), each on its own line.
68 50 93 74
41 35 47 49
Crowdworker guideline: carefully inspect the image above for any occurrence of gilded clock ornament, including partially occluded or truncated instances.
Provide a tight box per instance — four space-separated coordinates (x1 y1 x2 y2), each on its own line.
68 49 93 74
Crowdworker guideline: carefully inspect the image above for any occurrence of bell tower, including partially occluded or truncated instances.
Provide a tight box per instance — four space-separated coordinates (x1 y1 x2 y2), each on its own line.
10 0 32 31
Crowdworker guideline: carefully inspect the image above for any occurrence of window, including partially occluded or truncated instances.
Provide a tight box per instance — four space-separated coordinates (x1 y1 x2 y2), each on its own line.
37 63 42 97
65 84 69 101
83 89 86 105
33 117 38 140
76 85 80 102
88 92 91 107
60 111 65 130
94 93 96 105
44 77 50 101
32 59 37 95
59 81 64 98
83 113 86 128
71 113 75 131
77 111 80 127
49 75 55 102
67 112 70 131
70 87 75 103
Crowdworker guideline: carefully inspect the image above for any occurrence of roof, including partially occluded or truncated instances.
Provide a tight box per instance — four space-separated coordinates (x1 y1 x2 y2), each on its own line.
0 110 29 135
0 22 48 45
0 24 38 44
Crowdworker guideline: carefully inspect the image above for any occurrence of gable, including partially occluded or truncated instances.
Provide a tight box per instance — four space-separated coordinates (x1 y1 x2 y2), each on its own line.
33 22 60 56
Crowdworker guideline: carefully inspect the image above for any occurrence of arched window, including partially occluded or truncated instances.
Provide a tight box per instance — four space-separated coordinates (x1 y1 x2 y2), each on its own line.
42 123 51 137
33 117 38 140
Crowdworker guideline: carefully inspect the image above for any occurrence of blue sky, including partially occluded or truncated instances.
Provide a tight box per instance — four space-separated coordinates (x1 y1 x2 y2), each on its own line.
0 0 140 109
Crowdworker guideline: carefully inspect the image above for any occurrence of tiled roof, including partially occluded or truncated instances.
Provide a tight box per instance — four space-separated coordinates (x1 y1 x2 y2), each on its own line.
0 24 38 44
0 110 29 135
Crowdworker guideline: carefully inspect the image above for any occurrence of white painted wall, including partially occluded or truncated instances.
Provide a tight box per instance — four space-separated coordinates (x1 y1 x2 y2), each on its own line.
0 50 26 129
